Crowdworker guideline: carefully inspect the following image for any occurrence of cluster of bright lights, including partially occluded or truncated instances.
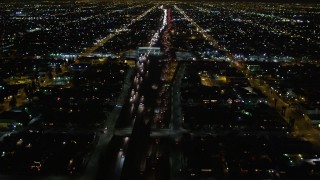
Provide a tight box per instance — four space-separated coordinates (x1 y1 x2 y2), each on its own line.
174 5 231 60
149 6 168 48
80 5 158 57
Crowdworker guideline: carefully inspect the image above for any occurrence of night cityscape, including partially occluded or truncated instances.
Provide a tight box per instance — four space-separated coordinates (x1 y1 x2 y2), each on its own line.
1 0 320 179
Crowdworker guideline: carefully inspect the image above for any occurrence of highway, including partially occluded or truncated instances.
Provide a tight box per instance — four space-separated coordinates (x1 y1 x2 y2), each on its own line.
80 68 133 180
107 5 170 180
78 5 158 58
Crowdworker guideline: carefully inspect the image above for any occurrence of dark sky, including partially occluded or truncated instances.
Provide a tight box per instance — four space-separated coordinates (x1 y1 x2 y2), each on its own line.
3 0 320 2
2 0 320 3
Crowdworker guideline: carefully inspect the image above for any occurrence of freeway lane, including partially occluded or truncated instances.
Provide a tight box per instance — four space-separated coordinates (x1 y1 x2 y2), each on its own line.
80 68 133 180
